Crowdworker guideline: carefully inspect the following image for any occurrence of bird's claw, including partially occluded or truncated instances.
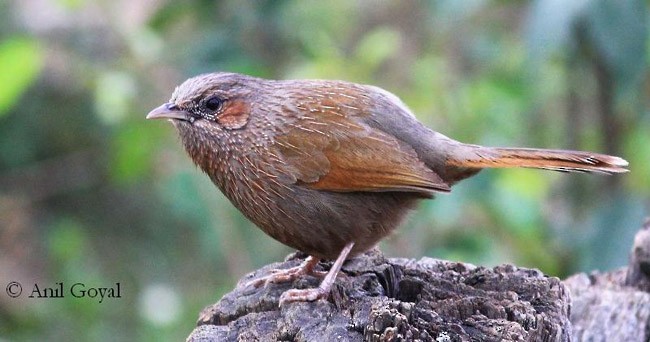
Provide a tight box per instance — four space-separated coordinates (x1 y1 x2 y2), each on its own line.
244 256 323 289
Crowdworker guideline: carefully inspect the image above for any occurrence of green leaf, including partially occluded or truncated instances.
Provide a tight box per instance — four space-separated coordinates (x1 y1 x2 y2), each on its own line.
49 218 86 263
110 122 157 183
355 27 401 71
0 37 43 117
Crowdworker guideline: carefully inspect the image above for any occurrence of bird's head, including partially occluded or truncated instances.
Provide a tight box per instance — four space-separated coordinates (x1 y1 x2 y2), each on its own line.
147 72 259 131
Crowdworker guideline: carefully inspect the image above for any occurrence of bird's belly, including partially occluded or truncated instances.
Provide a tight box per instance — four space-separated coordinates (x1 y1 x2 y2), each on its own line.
247 188 421 260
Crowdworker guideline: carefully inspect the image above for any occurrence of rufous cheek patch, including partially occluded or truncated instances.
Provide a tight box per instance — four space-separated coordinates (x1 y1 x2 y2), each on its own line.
217 100 250 130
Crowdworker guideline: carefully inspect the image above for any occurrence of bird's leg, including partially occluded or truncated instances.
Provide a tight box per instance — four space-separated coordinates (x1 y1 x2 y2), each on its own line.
279 242 355 306
245 255 325 289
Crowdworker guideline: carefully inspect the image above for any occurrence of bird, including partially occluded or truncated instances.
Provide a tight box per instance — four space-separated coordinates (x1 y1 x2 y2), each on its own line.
147 72 628 306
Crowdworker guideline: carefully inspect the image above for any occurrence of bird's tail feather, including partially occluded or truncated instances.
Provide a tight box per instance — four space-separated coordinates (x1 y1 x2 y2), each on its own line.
447 146 629 175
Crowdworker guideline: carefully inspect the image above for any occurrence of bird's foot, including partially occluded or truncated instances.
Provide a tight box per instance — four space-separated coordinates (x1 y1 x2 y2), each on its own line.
278 242 355 307
245 256 324 289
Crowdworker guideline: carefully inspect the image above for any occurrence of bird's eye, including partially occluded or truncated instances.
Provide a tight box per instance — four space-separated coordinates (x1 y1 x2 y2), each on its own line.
204 96 224 112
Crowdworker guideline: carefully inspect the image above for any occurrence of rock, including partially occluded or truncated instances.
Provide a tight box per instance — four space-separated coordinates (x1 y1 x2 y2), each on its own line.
564 218 650 342
187 249 571 341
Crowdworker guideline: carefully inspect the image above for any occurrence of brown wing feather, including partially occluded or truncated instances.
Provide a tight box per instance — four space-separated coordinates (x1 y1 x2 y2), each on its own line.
306 130 450 196
269 84 450 197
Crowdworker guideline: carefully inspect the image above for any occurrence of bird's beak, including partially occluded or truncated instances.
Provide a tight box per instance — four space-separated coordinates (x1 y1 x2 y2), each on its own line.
146 103 190 121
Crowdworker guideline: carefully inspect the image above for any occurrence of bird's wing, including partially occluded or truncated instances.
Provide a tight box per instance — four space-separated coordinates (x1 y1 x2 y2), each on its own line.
268 88 450 197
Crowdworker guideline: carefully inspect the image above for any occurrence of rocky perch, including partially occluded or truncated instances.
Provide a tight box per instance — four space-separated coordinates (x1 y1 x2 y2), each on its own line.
188 219 650 341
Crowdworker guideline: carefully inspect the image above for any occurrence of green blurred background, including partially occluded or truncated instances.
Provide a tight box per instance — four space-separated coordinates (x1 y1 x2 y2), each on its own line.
0 0 648 340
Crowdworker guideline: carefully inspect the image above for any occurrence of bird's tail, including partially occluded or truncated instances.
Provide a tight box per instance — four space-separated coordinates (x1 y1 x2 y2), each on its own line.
446 146 629 174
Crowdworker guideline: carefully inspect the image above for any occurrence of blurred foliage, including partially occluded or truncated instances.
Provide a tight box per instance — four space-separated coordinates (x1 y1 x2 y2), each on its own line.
0 1 648 341
0 38 43 117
